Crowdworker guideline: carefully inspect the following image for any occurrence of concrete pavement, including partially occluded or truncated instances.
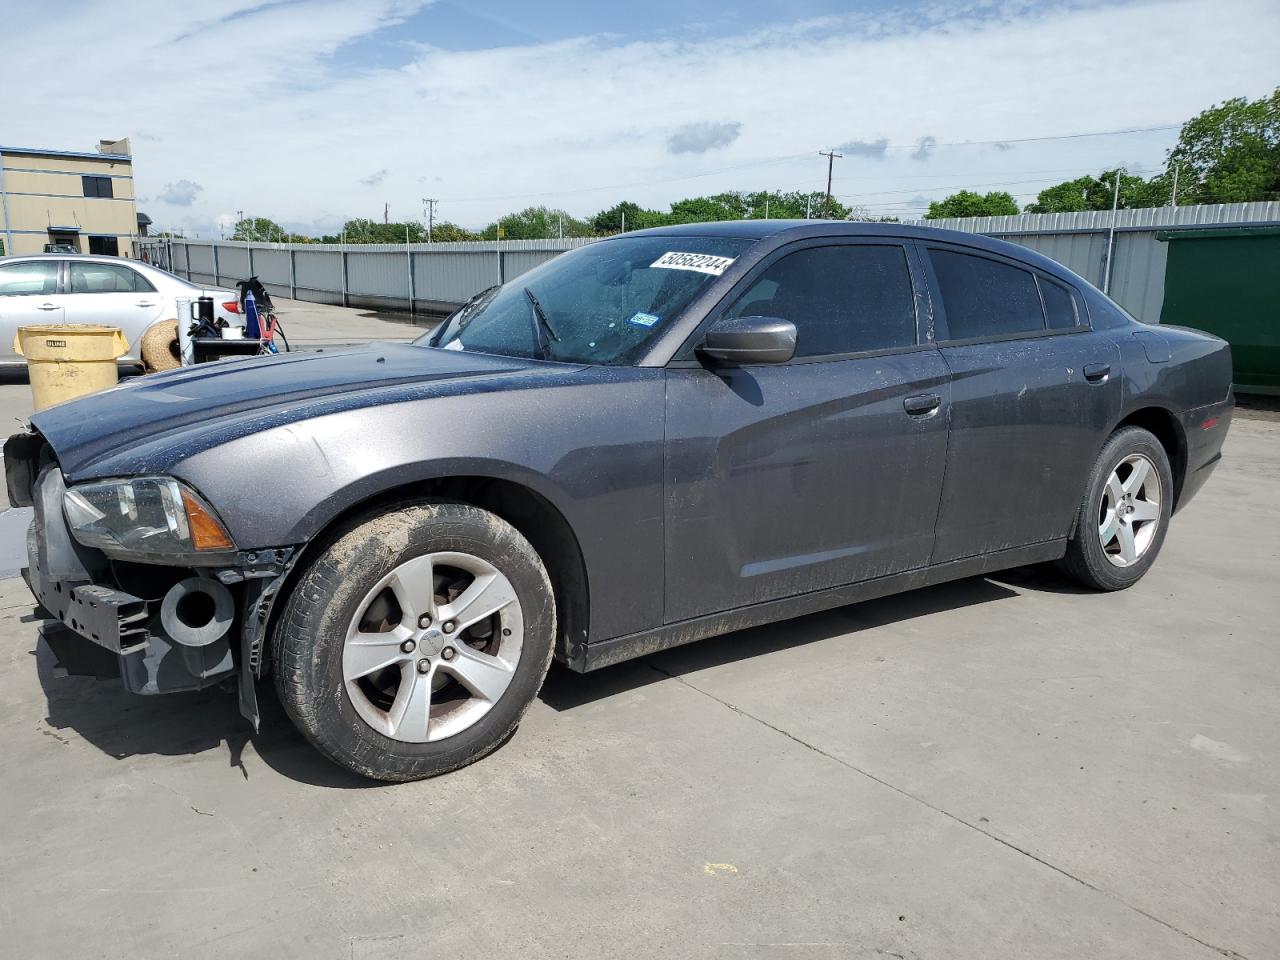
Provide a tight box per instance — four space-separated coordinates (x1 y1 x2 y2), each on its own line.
0 335 1276 956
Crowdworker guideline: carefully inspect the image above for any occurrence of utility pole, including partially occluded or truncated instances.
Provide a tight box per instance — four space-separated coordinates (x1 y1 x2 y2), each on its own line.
235 209 244 240
1104 169 1122 294
422 198 438 242
620 211 625 233
1169 163 1180 207
384 202 389 224
764 197 769 220
818 149 842 217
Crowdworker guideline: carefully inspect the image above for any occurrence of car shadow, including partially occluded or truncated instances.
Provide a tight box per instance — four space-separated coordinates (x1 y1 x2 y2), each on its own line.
539 572 1022 712
32 568 1038 787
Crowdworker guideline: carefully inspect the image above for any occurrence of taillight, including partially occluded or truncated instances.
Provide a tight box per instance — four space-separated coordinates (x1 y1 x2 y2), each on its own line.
222 300 240 314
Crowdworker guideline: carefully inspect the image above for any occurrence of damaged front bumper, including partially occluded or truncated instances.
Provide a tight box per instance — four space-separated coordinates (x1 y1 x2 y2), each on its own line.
10 439 298 730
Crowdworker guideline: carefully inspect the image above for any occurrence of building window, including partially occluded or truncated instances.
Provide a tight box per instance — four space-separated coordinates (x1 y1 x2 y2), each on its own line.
82 176 114 199
88 236 120 256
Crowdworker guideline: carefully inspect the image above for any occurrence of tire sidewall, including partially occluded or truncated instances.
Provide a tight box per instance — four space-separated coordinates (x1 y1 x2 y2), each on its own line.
279 502 555 781
1077 427 1174 589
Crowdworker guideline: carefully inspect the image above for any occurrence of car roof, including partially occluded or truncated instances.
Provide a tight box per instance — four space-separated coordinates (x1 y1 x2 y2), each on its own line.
621 219 1074 279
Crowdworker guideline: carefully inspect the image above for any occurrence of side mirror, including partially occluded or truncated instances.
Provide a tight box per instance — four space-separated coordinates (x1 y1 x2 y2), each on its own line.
698 316 796 365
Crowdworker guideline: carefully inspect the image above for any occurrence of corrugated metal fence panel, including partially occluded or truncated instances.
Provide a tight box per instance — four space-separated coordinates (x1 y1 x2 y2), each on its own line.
415 251 501 303
908 201 1280 235
293 251 343 295
215 245 250 283
1108 232 1169 323
187 243 215 279
346 250 409 298
251 248 291 288
504 250 567 281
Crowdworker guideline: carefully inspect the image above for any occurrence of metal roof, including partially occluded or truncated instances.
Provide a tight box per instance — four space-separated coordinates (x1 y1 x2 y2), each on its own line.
0 145 132 161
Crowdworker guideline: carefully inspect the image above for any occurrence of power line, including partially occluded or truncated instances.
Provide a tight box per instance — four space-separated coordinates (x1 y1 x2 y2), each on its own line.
436 123 1181 204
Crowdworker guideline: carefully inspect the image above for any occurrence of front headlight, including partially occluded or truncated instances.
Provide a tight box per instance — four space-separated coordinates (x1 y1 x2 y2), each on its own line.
63 477 236 561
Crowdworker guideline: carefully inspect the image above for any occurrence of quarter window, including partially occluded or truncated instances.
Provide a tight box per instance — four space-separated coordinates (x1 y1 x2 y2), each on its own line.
929 249 1045 339
0 261 59 296
1039 276 1079 329
726 244 918 357
69 262 155 294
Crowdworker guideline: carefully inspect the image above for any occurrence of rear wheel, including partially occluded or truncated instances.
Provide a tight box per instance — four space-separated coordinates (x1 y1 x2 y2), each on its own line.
1060 426 1173 590
273 502 555 781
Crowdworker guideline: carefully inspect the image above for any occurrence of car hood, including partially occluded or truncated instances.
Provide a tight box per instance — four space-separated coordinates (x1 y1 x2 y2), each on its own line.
31 343 560 479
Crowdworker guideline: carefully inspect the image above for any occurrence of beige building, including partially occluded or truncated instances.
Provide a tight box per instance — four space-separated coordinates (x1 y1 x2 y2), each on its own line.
0 138 138 257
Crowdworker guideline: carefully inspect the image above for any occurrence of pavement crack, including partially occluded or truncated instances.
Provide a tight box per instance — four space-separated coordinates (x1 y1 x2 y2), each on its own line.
648 663 1250 960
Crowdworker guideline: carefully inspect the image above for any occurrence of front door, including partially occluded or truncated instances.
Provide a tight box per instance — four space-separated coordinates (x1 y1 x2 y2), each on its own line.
0 261 64 361
63 260 163 336
920 243 1122 562
663 239 951 624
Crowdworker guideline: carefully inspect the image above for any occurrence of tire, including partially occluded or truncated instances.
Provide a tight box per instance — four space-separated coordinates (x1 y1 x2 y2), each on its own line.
139 320 181 372
1060 426 1174 591
273 502 555 782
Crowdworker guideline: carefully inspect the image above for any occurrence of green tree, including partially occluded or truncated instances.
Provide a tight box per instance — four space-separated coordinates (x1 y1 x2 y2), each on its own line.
1024 168 1163 213
481 206 592 240
925 190 1019 219
591 201 647 234
1168 89 1280 204
339 219 431 243
427 221 479 242
231 216 286 241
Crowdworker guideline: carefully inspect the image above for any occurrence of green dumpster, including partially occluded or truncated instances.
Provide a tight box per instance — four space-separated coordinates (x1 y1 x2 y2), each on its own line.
1157 226 1280 395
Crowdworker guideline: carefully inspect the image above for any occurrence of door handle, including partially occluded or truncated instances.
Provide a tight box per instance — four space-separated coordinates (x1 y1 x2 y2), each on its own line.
903 393 942 416
1083 363 1110 383
37 303 60 311
136 300 157 307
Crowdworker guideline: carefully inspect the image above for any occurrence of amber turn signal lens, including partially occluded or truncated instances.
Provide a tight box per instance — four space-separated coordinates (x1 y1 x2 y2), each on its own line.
180 487 235 551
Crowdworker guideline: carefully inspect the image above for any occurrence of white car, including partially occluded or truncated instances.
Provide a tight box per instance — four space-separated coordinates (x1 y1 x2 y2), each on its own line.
0 254 240 367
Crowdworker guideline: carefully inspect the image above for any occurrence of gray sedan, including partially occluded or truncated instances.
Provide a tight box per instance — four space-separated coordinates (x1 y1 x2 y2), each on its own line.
5 220 1234 781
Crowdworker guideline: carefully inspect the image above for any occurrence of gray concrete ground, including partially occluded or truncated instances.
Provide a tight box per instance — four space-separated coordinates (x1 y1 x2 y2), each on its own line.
0 319 1276 957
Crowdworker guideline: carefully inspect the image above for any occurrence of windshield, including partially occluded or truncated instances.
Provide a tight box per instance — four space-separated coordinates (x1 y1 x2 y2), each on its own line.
426 236 749 365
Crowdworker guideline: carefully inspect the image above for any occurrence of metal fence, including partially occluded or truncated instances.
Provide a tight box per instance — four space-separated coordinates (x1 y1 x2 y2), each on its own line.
141 201 1280 324
143 237 596 320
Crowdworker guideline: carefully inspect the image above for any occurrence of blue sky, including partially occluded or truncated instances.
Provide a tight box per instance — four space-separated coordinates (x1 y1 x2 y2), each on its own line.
3 0 1277 236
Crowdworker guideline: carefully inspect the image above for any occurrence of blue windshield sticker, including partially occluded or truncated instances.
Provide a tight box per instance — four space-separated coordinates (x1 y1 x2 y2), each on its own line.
628 312 661 328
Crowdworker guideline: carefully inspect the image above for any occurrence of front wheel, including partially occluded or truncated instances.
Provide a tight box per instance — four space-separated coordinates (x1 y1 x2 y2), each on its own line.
273 502 555 782
1060 426 1173 591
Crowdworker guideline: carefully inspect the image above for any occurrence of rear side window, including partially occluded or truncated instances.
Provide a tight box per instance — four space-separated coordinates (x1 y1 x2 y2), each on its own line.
0 261 58 296
726 244 917 357
929 249 1045 339
1038 276 1079 329
69 262 155 293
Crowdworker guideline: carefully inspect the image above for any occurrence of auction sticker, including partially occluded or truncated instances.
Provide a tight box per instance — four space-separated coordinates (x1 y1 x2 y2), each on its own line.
651 251 736 276
628 312 661 328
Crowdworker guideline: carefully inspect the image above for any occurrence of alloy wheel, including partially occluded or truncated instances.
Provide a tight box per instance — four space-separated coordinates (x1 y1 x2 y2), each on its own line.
1097 453 1162 568
341 551 524 742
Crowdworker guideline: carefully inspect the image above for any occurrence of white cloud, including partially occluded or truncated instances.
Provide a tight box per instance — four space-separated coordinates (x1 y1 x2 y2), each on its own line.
667 121 742 154
2 0 1277 230
157 179 203 206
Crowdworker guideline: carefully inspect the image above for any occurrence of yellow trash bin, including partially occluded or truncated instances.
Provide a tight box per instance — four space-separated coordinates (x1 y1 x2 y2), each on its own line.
14 325 130 412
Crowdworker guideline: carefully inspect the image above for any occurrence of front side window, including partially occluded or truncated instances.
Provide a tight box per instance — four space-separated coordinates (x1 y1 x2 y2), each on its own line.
724 244 917 357
69 262 154 294
929 249 1046 339
429 236 749 365
0 261 58 296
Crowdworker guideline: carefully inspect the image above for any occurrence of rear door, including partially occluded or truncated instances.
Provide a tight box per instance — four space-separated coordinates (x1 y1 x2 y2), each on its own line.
0 261 64 361
663 238 951 623
63 261 164 359
920 243 1121 563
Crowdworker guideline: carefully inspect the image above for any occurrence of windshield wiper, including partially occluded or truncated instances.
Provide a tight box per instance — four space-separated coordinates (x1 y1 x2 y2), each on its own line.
523 286 561 360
